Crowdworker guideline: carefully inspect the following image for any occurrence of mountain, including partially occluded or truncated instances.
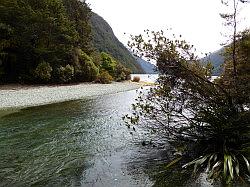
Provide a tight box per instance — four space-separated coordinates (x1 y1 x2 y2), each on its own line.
90 12 144 73
135 58 158 74
202 48 225 75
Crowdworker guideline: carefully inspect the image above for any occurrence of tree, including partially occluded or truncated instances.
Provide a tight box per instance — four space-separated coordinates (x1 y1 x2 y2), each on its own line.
125 30 250 185
220 0 249 100
97 70 113 84
0 0 131 84
34 61 53 83
219 30 250 107
73 49 99 82
0 0 93 83
56 64 74 83
100 52 117 76
99 52 131 81
115 63 131 81
62 0 93 54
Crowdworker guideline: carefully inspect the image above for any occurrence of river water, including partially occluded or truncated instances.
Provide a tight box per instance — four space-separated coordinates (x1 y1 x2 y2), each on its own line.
0 83 215 186
0 88 162 186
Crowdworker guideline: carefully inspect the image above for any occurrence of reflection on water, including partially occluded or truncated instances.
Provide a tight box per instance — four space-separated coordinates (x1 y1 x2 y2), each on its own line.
0 88 216 187
0 89 155 186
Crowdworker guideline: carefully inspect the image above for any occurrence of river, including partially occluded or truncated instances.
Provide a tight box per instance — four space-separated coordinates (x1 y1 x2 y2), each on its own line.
0 88 158 186
0 81 214 186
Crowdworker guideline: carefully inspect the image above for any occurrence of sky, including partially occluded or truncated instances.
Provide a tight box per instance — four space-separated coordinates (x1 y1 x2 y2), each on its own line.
87 0 250 55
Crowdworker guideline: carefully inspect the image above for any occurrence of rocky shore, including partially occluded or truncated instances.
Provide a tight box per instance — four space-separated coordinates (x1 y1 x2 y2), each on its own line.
0 82 143 110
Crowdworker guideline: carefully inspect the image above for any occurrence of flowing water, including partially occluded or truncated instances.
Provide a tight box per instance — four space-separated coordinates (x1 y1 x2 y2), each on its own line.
0 88 162 186
0 86 215 187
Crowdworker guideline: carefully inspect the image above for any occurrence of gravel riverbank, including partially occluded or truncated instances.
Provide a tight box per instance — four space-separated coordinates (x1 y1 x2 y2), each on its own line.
0 82 143 110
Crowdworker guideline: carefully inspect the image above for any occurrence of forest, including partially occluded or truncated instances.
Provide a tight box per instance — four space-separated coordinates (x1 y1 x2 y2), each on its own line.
0 0 132 84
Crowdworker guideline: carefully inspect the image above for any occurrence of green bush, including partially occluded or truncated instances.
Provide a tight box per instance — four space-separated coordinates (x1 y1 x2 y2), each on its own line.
82 60 99 81
96 52 133 82
34 61 53 82
97 71 113 84
74 50 99 82
116 72 126 82
100 52 117 76
56 64 74 83
90 51 102 67
114 63 131 81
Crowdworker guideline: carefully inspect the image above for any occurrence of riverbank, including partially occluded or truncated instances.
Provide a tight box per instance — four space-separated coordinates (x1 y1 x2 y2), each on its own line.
0 81 145 110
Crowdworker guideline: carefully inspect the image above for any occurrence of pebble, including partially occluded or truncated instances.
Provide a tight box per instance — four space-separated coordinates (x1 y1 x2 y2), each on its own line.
0 82 142 109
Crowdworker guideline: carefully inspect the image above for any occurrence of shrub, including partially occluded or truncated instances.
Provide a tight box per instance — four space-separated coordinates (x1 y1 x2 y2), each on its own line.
34 61 53 82
90 51 102 67
132 76 140 82
82 60 99 81
97 71 113 84
74 50 99 82
100 52 117 76
114 63 131 81
56 64 74 83
116 72 126 82
126 74 131 80
124 68 132 80
99 52 132 82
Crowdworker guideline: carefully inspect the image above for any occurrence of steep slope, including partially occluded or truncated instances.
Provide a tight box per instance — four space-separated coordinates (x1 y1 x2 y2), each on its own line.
202 48 225 75
135 58 158 74
90 12 144 73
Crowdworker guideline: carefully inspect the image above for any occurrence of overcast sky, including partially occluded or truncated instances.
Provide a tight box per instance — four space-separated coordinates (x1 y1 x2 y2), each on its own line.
87 0 250 55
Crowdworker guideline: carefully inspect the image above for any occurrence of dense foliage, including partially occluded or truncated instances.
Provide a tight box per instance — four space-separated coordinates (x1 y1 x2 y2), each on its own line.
99 52 131 82
126 29 250 185
219 30 250 107
0 0 134 84
96 71 113 84
0 0 86 83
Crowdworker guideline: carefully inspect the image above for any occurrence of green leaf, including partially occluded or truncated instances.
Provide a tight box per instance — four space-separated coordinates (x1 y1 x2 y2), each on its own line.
226 175 232 184
235 159 240 177
193 155 210 174
242 155 250 173
208 161 222 179
165 157 182 168
227 155 234 180
183 154 210 170
206 154 216 173
182 157 200 168
212 161 222 170
224 154 228 177
182 154 212 176
232 154 239 177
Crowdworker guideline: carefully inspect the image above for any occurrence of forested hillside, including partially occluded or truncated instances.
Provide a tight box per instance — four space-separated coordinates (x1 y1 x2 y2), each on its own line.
90 12 144 73
0 0 140 84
